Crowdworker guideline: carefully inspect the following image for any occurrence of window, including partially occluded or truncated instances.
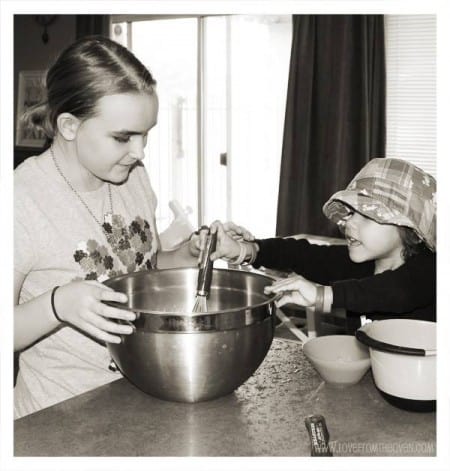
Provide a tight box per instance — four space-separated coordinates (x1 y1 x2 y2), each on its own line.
112 15 292 237
385 15 436 177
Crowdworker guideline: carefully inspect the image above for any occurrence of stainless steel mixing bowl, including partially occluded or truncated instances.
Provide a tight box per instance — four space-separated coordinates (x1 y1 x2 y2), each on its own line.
103 267 277 402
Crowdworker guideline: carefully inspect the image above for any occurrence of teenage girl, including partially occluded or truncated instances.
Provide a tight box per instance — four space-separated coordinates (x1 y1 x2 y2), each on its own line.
14 36 196 418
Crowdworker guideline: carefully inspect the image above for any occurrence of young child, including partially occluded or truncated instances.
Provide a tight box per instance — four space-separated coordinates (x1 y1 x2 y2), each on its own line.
15 36 196 418
196 158 436 328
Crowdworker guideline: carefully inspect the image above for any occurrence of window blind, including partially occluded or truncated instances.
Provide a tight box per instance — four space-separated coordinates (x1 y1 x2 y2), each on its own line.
385 15 436 177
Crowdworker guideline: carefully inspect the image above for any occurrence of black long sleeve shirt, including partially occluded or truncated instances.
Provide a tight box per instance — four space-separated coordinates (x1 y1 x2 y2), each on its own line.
253 238 436 322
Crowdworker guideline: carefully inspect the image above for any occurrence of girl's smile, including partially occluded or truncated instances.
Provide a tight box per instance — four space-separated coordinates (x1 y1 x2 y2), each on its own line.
343 211 404 273
345 234 362 247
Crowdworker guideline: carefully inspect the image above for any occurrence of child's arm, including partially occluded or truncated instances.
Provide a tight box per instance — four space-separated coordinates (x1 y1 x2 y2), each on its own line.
253 237 373 283
331 250 436 315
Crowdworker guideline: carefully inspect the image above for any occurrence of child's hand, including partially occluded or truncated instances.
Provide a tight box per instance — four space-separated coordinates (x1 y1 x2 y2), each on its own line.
188 220 255 263
209 221 242 261
264 275 318 308
53 281 136 344
188 225 210 263
219 221 255 242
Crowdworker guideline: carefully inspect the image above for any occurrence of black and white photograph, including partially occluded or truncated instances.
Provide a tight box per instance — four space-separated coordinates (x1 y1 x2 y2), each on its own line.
1 1 449 471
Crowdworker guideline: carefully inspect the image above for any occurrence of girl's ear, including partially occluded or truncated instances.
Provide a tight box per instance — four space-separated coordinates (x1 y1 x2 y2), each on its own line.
56 113 81 141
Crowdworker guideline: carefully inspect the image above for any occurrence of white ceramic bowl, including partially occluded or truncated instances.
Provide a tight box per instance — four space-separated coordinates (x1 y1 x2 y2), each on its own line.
303 335 371 386
356 319 436 412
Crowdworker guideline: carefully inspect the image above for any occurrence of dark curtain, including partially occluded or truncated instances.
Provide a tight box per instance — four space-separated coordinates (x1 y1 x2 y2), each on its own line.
276 15 386 238
76 14 111 38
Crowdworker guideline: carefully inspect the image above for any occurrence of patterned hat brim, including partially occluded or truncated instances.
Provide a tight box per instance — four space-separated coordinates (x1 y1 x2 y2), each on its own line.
323 191 435 251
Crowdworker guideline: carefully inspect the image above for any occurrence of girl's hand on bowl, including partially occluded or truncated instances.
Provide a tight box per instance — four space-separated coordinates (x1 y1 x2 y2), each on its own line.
53 281 136 344
264 274 318 308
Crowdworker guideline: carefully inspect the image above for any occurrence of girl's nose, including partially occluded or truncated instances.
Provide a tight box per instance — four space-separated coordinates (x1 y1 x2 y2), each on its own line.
341 211 354 227
345 211 364 230
345 217 356 230
129 136 146 160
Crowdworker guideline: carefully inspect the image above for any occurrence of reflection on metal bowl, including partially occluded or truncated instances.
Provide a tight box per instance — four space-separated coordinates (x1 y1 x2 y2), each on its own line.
103 268 277 402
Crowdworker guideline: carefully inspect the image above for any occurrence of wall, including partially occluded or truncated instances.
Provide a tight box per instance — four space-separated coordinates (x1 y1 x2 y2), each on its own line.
14 15 77 166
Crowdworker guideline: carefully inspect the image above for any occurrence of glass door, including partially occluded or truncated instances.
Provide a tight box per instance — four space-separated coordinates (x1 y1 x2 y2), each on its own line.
112 15 292 237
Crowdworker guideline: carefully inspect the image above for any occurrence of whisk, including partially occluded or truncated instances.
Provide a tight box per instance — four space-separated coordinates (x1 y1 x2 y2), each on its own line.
192 230 217 313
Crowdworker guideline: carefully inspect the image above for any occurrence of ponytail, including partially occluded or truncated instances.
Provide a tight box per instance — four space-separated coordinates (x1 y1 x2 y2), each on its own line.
20 100 55 139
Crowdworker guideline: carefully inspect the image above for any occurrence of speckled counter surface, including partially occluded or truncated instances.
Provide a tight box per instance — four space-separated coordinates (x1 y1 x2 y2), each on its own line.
14 338 435 457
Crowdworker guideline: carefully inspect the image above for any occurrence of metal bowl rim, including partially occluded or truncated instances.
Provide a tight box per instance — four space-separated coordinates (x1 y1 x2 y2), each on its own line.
103 266 278 317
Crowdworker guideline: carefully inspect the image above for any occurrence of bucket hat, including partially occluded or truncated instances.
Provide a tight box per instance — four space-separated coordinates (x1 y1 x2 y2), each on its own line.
322 158 436 251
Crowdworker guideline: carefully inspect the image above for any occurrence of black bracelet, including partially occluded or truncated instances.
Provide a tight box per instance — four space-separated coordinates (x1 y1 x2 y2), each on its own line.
51 286 64 323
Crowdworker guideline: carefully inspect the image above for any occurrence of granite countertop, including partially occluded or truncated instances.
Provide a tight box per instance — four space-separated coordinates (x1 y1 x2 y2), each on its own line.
14 338 436 457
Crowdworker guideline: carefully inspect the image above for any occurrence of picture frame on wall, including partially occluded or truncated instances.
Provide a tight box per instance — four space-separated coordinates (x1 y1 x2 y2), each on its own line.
15 70 46 148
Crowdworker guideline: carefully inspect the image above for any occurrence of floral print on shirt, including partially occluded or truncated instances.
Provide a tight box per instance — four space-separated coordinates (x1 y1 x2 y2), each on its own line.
73 214 157 282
